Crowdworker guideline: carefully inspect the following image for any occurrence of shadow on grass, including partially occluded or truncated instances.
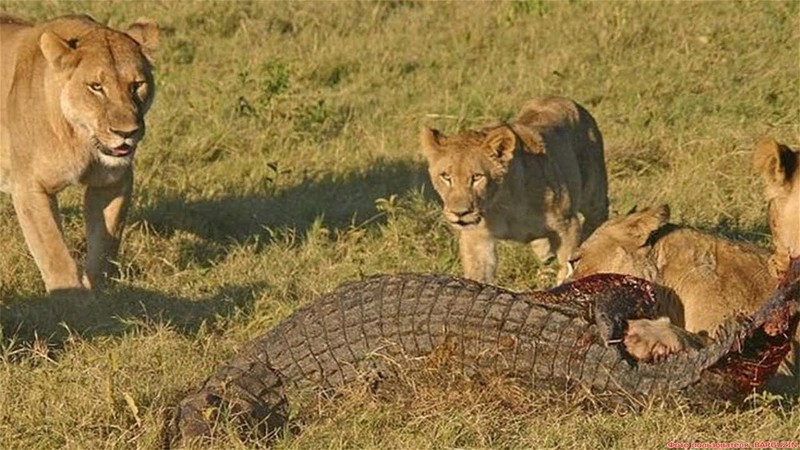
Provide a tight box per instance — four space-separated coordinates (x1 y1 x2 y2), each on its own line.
0 160 434 353
0 283 261 352
134 159 432 243
692 219 773 247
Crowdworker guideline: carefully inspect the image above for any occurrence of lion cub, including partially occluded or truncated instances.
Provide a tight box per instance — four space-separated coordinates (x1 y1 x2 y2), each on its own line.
0 15 158 294
568 205 773 334
421 96 609 283
754 138 800 278
568 204 776 361
754 138 800 391
569 139 799 391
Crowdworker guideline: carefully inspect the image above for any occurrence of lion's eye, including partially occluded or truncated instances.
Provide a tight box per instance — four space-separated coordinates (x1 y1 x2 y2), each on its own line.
471 174 485 185
439 173 452 185
565 255 581 278
130 81 145 93
88 82 103 93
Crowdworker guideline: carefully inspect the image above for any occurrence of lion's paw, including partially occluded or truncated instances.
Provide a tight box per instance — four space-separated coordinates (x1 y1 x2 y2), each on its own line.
624 317 684 362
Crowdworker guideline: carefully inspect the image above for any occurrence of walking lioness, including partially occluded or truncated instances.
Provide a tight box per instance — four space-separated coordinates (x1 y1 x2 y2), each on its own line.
0 14 158 293
421 96 608 283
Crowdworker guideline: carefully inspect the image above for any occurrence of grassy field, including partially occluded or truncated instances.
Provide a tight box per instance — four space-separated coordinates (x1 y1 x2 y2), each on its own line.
0 0 798 448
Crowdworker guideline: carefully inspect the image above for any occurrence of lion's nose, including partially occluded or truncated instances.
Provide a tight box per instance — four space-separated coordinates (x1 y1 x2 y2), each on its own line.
449 207 471 218
110 126 140 139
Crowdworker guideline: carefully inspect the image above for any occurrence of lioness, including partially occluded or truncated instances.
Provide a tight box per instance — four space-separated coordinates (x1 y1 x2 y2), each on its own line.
0 14 158 293
421 96 608 283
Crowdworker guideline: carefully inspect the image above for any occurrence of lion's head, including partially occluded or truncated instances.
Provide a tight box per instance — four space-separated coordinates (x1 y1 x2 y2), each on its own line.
420 125 517 229
39 15 159 166
754 138 800 263
567 205 670 281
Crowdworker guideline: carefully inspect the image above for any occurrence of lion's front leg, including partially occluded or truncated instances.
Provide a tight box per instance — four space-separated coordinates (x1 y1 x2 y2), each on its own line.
83 170 132 290
529 238 554 263
12 189 84 292
459 227 496 283
551 215 582 284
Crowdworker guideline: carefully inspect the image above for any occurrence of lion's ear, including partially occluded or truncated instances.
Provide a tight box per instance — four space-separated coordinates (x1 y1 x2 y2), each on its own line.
420 127 445 162
511 124 545 154
485 127 516 166
39 31 77 69
127 18 160 61
754 138 798 192
629 204 670 246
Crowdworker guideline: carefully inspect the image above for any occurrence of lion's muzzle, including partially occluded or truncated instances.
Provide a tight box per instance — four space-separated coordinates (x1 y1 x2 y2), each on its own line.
97 123 143 158
100 143 135 157
444 208 483 229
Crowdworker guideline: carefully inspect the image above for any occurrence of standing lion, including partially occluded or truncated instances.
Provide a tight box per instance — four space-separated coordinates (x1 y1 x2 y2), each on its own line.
421 96 609 283
0 14 158 294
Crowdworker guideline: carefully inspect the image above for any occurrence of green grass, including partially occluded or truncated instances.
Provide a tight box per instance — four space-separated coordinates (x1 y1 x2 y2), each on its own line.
0 0 798 448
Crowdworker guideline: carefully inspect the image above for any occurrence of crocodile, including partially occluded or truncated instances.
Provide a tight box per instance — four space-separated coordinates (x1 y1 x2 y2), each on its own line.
171 262 800 444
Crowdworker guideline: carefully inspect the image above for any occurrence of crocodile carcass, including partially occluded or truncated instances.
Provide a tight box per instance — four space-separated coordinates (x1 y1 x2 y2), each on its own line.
172 263 800 443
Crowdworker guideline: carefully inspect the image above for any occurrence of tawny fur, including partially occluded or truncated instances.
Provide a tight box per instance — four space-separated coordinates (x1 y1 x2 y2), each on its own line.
569 205 774 334
0 14 158 294
421 96 608 284
754 138 800 277
569 139 800 392
754 138 800 393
